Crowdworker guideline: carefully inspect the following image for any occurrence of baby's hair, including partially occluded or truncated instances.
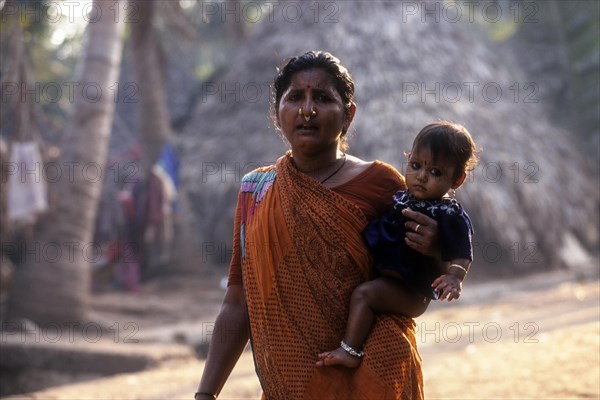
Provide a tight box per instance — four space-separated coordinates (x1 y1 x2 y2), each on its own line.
411 121 479 180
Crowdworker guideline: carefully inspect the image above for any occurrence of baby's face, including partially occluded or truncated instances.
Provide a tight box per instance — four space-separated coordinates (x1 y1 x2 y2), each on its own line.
405 147 458 200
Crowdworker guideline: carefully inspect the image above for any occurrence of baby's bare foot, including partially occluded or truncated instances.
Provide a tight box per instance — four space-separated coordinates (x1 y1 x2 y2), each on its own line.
316 347 362 368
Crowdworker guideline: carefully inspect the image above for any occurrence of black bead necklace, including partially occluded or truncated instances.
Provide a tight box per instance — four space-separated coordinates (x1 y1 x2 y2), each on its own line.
291 153 347 184
319 153 347 184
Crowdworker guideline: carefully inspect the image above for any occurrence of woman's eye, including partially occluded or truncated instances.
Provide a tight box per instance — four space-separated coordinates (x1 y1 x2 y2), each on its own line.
430 168 442 177
316 94 329 102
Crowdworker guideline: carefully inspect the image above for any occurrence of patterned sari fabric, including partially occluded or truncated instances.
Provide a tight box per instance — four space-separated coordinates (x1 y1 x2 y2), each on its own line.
238 154 424 400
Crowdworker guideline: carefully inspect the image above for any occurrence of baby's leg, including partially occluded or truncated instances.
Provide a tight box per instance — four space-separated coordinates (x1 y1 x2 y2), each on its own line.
317 277 427 368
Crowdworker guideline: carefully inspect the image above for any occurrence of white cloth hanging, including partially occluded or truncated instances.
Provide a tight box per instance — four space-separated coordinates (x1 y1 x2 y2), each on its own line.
7 141 48 223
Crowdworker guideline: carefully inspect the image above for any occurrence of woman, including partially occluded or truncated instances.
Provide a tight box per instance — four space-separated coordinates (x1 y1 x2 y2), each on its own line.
195 51 439 400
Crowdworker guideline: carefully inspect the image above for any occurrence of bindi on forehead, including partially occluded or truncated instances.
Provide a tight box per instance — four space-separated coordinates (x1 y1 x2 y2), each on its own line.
285 69 342 100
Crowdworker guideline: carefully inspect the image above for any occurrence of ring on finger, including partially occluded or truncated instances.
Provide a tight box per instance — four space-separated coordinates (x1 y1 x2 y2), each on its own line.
415 224 421 233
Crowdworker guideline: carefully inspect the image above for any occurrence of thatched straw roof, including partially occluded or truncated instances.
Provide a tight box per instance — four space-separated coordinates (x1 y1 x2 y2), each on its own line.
179 1 598 275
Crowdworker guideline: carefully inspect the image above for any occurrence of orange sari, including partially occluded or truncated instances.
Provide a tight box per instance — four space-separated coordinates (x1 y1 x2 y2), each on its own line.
238 154 423 400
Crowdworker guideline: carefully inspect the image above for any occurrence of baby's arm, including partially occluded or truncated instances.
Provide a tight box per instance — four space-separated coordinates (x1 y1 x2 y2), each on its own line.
431 258 471 302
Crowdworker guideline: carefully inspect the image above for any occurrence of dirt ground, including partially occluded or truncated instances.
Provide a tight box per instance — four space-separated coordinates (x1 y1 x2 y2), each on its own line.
3 268 599 400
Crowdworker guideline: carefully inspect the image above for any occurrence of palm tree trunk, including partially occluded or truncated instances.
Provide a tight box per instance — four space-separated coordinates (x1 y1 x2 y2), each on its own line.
130 0 172 171
8 0 125 325
128 0 175 278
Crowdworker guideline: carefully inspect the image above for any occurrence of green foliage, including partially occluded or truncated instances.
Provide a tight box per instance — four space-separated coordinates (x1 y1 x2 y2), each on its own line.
2 0 85 135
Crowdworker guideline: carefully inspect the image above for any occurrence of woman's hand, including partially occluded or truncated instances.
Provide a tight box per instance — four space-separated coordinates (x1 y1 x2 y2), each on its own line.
401 208 439 256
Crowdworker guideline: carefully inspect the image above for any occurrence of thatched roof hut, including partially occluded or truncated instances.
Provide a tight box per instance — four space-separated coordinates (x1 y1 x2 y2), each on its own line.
179 1 598 276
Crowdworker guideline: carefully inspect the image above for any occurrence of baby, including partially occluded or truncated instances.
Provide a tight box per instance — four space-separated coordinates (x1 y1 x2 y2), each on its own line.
317 121 478 368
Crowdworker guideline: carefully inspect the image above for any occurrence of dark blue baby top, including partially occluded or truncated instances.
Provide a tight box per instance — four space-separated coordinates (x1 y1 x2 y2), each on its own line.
362 190 473 299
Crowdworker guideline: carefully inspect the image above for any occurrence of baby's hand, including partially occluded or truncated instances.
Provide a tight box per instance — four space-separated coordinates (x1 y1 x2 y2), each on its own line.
432 274 462 302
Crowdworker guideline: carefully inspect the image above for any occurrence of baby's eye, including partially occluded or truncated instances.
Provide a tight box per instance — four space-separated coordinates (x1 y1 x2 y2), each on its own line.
410 162 420 170
430 168 442 177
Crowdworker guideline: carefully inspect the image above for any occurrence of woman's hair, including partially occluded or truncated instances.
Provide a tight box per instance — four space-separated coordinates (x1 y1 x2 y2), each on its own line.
411 121 479 180
271 51 355 145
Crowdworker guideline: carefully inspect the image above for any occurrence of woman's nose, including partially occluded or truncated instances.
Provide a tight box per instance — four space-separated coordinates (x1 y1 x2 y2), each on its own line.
302 96 314 113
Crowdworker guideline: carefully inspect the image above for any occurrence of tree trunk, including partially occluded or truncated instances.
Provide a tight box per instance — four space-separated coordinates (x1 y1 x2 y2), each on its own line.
128 0 175 277
8 0 125 325
0 0 43 322
226 0 246 43
130 0 172 172
0 0 40 141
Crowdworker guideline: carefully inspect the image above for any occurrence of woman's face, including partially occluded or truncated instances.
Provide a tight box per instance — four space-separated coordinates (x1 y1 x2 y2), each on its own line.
277 69 354 157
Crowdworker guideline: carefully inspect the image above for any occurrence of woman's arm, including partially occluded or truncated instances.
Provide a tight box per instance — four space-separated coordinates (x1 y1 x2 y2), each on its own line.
195 284 249 400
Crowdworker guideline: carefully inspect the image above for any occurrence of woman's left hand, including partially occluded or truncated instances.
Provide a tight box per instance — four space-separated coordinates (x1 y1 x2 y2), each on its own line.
401 208 439 256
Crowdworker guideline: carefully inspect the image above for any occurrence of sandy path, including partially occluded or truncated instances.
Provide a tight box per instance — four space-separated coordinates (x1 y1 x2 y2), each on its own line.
6 272 599 399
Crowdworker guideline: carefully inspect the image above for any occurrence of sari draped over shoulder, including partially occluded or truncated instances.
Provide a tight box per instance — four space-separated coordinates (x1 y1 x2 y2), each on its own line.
238 154 424 400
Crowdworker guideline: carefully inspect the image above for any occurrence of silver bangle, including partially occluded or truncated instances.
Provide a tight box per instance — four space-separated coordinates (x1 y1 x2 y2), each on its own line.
340 340 364 358
449 264 468 275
